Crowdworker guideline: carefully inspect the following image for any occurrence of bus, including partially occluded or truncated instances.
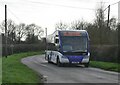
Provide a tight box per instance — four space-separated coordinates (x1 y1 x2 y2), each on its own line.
45 30 90 67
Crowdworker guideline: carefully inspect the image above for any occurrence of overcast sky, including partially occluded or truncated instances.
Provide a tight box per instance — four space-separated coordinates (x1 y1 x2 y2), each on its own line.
0 0 119 36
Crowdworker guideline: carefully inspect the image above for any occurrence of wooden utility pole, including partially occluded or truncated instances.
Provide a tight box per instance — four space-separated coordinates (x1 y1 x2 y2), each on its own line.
45 28 47 60
5 5 7 58
45 28 47 50
107 5 110 44
118 1 120 23
107 5 110 28
45 28 47 39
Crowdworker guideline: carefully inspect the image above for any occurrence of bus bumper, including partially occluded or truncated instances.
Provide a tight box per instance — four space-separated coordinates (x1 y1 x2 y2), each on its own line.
81 57 90 63
61 53 90 64
60 58 69 63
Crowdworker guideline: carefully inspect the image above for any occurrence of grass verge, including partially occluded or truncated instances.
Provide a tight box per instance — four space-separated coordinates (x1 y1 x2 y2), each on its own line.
90 61 120 72
2 51 43 84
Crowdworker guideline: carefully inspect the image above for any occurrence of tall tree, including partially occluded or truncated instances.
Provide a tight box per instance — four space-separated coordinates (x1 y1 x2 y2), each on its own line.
25 23 43 43
0 19 17 44
15 23 27 43
109 17 117 30
94 2 107 45
55 22 68 30
71 20 87 30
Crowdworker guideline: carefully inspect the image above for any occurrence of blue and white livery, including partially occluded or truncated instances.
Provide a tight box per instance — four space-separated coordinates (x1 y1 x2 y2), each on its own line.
45 30 90 67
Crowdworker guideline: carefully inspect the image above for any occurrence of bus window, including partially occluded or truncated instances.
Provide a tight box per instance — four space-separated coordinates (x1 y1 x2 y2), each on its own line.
63 45 72 51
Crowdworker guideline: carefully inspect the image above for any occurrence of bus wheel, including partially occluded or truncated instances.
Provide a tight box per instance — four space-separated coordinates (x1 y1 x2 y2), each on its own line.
84 63 89 68
45 53 47 60
57 57 61 67
48 56 51 63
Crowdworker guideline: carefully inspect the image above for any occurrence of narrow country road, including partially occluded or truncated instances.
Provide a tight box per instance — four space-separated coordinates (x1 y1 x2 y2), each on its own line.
21 55 119 84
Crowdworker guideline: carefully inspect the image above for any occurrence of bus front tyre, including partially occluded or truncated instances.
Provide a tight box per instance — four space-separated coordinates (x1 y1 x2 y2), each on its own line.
57 58 62 67
84 63 89 67
48 56 51 63
45 53 47 60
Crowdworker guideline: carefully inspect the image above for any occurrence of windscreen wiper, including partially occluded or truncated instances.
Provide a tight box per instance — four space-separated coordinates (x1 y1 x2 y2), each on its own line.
63 50 87 52
71 50 87 52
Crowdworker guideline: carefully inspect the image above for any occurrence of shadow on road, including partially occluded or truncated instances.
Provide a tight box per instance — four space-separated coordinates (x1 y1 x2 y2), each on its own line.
46 62 85 68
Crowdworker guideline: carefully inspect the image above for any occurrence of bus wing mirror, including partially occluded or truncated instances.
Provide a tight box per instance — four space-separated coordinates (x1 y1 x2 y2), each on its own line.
56 45 60 51
55 39 59 43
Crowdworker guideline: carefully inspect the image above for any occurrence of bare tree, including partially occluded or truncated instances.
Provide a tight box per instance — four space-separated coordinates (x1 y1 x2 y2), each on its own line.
55 22 68 30
109 17 117 30
0 19 17 44
34 25 44 39
94 2 106 45
15 23 27 43
0 21 5 34
71 20 87 30
25 23 44 43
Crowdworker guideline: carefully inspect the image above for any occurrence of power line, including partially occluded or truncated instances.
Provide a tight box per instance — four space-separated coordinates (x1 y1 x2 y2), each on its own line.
23 0 95 10
0 0 95 12
103 1 119 28
103 1 119 12
7 7 21 23
103 6 108 12
0 2 21 23
110 1 119 6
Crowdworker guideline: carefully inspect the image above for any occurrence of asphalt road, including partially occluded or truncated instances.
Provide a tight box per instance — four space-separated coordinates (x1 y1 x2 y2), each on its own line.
21 55 119 84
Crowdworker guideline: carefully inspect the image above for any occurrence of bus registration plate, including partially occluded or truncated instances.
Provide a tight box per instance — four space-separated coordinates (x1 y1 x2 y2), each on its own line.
72 62 79 64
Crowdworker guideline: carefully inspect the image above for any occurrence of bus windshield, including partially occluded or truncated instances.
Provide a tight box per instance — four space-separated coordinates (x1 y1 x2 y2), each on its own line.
61 36 88 52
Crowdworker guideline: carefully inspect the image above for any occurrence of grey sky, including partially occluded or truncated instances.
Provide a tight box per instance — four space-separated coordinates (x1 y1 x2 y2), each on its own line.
0 0 119 36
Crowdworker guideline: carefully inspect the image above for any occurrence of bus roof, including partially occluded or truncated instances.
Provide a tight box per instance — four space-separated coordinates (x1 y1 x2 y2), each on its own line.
59 30 88 36
47 30 89 38
58 30 87 33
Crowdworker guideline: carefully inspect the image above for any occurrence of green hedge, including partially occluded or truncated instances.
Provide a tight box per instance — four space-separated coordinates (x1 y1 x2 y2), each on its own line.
2 44 45 56
2 44 118 63
90 45 118 63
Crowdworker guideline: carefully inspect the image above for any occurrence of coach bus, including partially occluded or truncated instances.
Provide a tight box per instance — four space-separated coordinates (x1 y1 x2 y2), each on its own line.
45 30 90 67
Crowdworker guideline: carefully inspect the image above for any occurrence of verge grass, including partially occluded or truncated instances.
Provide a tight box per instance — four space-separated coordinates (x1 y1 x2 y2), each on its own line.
90 61 119 72
2 51 43 83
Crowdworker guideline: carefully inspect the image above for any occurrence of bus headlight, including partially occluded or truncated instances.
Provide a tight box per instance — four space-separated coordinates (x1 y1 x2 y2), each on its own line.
88 52 90 56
